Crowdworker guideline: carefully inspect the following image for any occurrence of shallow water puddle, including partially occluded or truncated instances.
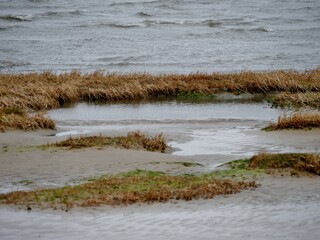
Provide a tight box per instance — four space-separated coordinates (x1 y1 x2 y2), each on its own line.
47 100 319 156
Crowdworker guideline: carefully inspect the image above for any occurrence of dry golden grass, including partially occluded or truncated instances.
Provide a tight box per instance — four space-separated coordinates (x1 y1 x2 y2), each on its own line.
1 69 319 110
0 107 55 132
249 153 320 176
50 131 167 152
264 112 320 130
0 170 257 210
271 92 320 109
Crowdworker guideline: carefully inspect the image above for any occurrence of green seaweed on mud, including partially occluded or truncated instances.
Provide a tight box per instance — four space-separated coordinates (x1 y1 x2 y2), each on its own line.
0 169 257 210
1 153 319 211
208 159 264 180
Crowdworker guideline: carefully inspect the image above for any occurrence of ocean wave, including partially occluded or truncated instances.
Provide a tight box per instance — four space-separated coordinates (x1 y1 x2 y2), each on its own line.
104 23 145 28
90 18 223 29
136 11 153 17
0 14 33 22
0 60 30 69
109 1 136 7
41 10 84 17
143 19 221 27
107 61 143 67
0 25 21 31
250 27 273 32
230 27 273 33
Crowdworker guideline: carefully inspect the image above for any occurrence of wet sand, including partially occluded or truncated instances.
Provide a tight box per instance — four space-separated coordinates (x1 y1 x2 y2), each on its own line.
0 130 320 239
0 130 242 193
0 176 319 240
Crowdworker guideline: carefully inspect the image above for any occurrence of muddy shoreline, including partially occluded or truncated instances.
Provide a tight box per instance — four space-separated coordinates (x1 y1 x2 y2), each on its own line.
0 174 319 240
1 129 320 239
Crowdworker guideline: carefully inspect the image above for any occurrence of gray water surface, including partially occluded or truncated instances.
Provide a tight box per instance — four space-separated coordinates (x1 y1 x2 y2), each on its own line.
47 100 320 156
1 0 319 73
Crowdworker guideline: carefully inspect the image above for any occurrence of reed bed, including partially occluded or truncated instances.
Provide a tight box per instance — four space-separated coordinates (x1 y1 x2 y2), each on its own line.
49 131 167 153
1 69 319 110
0 170 257 210
0 107 55 132
264 112 320 130
271 92 320 109
249 153 320 176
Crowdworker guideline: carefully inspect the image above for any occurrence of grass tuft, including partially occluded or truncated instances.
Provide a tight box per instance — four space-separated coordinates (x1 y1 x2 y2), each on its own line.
49 131 167 152
0 108 55 132
263 112 320 130
248 153 320 175
271 92 320 109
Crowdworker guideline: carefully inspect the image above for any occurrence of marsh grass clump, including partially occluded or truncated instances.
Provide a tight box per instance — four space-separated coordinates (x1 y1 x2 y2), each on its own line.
214 153 320 177
50 131 167 152
264 112 320 130
271 92 320 109
0 107 55 132
248 153 320 176
0 170 257 210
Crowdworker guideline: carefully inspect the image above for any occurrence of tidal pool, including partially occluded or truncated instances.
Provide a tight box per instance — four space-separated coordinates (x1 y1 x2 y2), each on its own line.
46 99 320 156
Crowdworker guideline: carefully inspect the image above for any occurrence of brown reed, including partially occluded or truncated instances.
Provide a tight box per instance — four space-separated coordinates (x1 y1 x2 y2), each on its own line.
50 131 167 152
249 153 320 175
272 92 320 109
264 112 320 130
1 69 319 110
0 108 55 131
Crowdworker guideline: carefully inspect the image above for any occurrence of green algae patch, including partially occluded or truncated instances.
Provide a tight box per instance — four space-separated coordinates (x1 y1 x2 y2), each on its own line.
0 170 257 211
208 159 264 180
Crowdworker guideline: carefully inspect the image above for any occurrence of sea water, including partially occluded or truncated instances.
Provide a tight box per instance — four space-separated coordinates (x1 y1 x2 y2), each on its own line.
0 0 319 73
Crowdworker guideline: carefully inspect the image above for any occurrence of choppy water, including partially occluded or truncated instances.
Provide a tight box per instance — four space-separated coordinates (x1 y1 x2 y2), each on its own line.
1 0 319 73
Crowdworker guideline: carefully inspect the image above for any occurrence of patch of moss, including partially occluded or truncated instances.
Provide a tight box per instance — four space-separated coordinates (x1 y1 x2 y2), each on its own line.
207 159 264 180
121 169 165 177
0 169 257 210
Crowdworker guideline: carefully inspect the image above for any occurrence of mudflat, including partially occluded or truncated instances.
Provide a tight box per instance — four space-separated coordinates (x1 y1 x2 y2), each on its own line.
0 130 320 240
